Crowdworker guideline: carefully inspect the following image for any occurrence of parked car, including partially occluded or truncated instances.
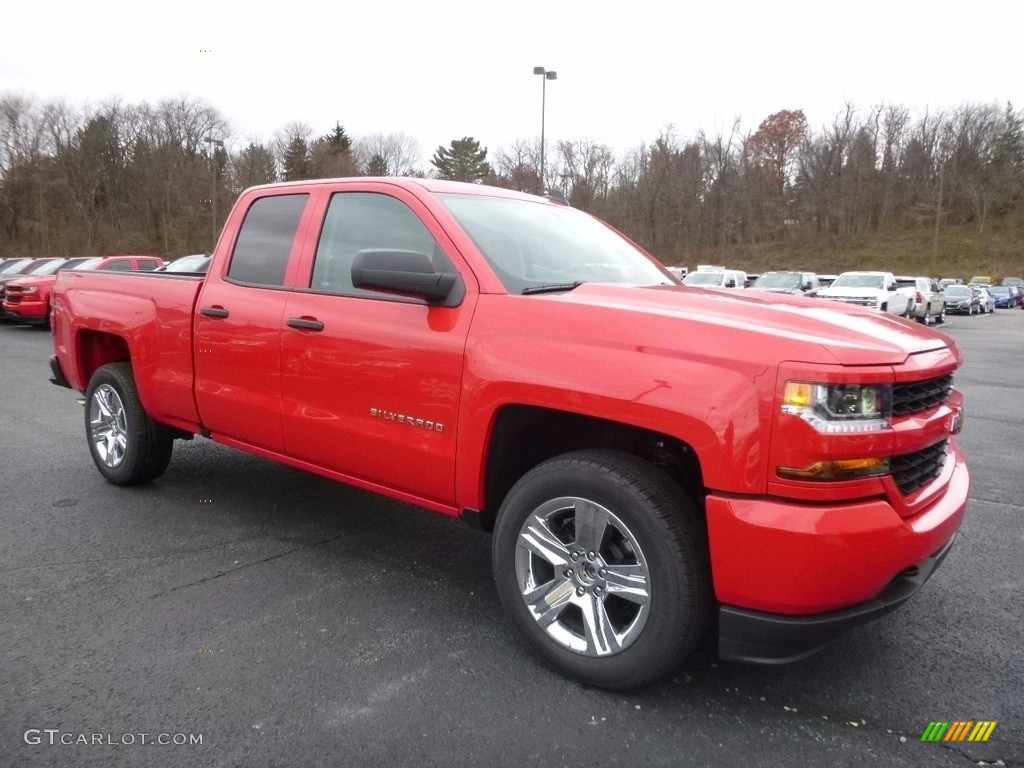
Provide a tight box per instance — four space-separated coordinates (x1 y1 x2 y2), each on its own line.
942 284 980 315
682 268 747 289
895 276 946 324
987 285 1019 309
998 276 1023 289
972 285 996 314
3 255 164 326
968 275 993 287
156 253 212 274
750 271 821 295
938 278 963 289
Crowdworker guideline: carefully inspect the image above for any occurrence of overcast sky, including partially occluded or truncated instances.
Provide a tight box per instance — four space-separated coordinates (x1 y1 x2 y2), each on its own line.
2 0 1020 168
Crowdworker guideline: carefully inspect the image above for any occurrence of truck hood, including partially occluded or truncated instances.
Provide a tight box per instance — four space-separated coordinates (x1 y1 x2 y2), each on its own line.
6 275 57 289
547 283 951 366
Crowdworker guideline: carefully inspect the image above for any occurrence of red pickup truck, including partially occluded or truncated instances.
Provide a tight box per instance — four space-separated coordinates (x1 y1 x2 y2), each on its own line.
49 178 969 688
3 255 164 325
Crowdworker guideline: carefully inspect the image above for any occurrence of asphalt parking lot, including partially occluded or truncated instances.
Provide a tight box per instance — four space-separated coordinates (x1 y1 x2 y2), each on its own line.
2 310 1022 768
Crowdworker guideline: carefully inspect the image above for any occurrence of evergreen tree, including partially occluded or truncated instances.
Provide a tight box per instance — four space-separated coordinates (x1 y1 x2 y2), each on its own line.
282 136 310 181
366 153 389 176
431 136 491 182
322 122 352 152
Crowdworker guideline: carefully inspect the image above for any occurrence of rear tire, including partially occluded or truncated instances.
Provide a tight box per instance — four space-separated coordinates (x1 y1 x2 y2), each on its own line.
492 449 711 689
84 362 174 485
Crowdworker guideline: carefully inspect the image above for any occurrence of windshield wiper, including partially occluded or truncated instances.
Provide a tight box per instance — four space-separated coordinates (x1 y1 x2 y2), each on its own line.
522 281 584 295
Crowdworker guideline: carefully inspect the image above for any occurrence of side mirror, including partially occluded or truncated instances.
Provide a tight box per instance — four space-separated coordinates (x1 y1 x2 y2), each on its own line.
725 279 736 288
352 249 460 302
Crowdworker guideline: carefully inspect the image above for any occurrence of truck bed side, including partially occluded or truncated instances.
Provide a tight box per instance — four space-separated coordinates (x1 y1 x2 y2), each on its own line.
52 270 205 434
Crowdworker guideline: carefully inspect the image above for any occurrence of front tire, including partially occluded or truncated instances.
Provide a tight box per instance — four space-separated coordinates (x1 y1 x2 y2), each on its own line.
85 362 173 485
492 449 711 689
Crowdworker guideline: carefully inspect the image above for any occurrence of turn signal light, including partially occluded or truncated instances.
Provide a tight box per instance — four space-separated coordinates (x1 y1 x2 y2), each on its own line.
777 457 890 481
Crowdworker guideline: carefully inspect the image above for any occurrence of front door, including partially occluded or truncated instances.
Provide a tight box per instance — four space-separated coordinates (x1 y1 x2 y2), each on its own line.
280 189 475 507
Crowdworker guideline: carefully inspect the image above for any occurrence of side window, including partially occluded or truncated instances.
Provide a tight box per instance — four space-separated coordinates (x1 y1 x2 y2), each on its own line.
100 260 131 271
137 260 160 271
228 194 309 286
310 192 448 296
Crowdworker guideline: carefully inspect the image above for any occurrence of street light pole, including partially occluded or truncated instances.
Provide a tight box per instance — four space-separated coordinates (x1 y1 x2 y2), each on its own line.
533 66 557 194
203 136 224 247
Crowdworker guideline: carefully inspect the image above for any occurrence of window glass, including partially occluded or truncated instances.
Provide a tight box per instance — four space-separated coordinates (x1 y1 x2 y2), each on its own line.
439 194 668 294
100 260 131 271
138 260 161 271
228 194 308 286
310 192 443 295
1 259 32 274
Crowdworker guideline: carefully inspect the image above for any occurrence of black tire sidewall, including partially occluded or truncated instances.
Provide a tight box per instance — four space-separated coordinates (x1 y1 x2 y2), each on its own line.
84 362 171 485
492 450 709 689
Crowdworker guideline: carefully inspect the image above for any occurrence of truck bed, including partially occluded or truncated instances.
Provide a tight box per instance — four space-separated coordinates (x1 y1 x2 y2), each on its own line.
51 270 206 432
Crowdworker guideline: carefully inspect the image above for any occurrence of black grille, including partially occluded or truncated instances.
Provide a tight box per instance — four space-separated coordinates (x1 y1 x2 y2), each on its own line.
892 374 953 416
891 440 948 494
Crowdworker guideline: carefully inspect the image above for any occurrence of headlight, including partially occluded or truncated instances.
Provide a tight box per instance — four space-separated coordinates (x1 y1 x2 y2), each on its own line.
782 381 892 433
21 286 38 294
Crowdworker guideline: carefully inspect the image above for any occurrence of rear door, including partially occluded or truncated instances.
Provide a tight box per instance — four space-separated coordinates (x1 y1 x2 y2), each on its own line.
279 184 477 507
194 189 319 451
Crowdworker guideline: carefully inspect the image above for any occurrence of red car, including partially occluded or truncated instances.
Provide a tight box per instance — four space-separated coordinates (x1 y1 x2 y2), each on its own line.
3 255 163 326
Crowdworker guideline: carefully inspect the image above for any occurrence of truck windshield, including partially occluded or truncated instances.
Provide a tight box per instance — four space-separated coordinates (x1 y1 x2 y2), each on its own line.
683 272 726 286
831 274 884 290
28 259 87 276
438 194 670 294
753 273 800 289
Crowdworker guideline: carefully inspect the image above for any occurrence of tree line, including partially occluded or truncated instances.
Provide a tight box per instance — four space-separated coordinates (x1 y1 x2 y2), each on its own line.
1 93 1021 263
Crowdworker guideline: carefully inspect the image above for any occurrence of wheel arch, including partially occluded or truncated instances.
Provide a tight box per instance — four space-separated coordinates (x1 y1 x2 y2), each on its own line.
75 330 130 390
473 404 705 532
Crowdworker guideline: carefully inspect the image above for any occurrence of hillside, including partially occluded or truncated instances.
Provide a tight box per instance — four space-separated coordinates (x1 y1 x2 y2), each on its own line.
674 214 1024 282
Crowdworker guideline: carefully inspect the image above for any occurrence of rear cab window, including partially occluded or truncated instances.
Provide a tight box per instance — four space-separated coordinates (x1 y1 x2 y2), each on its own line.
227 194 310 287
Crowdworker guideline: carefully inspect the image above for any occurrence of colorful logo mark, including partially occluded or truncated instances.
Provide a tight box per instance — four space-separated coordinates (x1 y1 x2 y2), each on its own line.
921 721 996 742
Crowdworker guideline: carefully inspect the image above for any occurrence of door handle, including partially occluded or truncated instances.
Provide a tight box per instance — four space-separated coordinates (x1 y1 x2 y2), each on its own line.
200 306 229 318
286 317 325 332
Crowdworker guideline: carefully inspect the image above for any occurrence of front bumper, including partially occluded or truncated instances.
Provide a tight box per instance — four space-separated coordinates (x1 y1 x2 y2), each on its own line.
719 536 955 663
707 444 969 662
2 299 47 322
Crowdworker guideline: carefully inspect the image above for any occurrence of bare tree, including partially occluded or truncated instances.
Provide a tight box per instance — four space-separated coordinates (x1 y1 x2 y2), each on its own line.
352 132 421 176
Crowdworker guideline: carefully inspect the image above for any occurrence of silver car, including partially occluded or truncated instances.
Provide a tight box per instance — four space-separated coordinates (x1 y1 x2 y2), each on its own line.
972 286 996 314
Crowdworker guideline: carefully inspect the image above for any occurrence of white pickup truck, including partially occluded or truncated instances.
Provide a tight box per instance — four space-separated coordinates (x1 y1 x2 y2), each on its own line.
816 271 916 316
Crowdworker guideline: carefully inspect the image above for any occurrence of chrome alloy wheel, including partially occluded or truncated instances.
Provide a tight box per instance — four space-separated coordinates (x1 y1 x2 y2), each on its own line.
89 383 128 468
514 496 651 657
